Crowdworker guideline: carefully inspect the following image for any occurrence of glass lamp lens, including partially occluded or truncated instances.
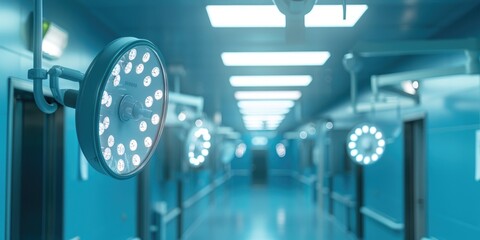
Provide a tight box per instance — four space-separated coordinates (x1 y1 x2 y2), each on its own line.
98 46 165 176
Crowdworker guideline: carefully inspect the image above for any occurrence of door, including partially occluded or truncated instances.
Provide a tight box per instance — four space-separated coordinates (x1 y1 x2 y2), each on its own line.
252 149 268 184
10 90 64 239
404 118 427 240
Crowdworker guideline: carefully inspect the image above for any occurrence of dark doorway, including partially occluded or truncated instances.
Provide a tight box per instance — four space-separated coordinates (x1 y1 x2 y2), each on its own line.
252 149 268 185
10 90 64 239
404 118 427 240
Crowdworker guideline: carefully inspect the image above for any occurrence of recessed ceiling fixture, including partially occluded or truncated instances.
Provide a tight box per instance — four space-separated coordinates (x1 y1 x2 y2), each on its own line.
347 123 386 165
28 1 168 179
238 100 295 109
230 75 312 87
235 91 302 100
221 51 330 66
206 5 368 28
240 108 290 115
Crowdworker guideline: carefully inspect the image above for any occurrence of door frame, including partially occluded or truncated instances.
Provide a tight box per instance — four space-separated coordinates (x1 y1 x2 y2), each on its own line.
403 113 427 240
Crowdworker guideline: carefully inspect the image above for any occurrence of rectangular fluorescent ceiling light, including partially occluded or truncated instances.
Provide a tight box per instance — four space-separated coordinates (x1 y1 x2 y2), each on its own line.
206 5 285 27
238 100 295 109
206 5 367 28
243 115 284 122
230 75 312 87
222 52 330 66
241 108 290 115
235 91 301 100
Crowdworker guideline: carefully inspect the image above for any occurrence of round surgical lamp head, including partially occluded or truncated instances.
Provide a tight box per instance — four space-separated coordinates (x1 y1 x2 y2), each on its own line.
276 143 286 158
346 123 386 166
235 143 247 158
76 37 168 179
186 126 212 167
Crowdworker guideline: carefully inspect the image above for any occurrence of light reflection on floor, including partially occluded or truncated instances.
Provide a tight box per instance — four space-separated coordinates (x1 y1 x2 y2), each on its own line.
185 177 357 240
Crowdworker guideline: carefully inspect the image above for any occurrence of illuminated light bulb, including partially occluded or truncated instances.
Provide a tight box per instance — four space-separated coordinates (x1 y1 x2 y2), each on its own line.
203 142 211 149
142 52 150 62
372 154 379 161
112 64 121 76
106 95 112 107
113 75 121 86
152 114 160 125
103 117 110 129
144 137 152 148
350 134 358 141
129 139 138 151
370 127 377 134
99 123 105 135
355 128 362 136
177 112 186 122
348 142 356 149
376 147 384 155
152 67 160 77
198 155 205 163
101 91 109 105
125 62 132 74
144 76 152 87
136 63 144 74
189 152 194 158
204 134 211 141
132 154 141 166
117 159 125 172
128 49 137 60
139 121 148 132
350 149 358 157
145 96 153 108
378 139 385 147
103 148 112 160
362 125 369 133
154 90 163 100
364 156 371 164
202 149 209 156
117 143 125 155
375 132 382 139
195 119 203 127
356 154 363 162
108 135 115 147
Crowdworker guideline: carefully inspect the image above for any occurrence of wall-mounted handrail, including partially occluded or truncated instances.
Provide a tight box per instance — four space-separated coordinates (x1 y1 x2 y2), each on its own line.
330 192 356 208
360 207 404 231
182 175 230 209
162 208 181 224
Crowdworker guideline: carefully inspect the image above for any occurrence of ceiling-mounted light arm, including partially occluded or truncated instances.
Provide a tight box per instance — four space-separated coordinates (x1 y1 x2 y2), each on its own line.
48 65 84 107
273 0 317 42
343 0 347 20
28 0 57 114
343 53 362 114
169 92 204 116
370 49 480 102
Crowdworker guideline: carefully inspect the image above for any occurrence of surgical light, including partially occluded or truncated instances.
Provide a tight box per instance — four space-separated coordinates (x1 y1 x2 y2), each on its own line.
186 126 212 167
29 37 168 179
346 123 386 165
221 52 330 66
276 143 286 158
235 143 247 158
230 75 312 87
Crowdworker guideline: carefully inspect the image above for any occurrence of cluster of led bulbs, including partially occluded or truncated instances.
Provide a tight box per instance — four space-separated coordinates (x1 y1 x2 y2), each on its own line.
94 43 166 176
187 127 212 167
347 123 385 165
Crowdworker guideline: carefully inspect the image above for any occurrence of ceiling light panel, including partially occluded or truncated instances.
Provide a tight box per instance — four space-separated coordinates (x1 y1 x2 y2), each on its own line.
238 100 295 109
221 52 330 66
305 5 368 27
206 5 285 27
206 5 367 28
240 108 290 115
235 91 302 100
230 75 312 87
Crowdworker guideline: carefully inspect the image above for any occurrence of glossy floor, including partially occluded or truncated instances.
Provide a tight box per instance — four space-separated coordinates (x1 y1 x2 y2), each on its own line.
185 177 357 240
